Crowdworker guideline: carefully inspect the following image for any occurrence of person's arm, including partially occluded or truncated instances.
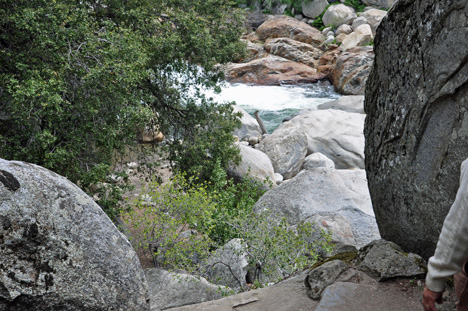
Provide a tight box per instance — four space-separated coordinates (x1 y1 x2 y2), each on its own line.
426 159 468 292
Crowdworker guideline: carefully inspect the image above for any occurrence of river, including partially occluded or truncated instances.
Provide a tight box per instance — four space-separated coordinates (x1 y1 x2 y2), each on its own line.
211 81 341 133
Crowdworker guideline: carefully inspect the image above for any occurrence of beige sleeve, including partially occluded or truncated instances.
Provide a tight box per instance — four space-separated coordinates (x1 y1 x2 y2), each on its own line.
426 159 468 292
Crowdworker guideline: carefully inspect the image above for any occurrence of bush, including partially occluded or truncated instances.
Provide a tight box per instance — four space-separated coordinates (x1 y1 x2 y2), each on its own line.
122 170 333 291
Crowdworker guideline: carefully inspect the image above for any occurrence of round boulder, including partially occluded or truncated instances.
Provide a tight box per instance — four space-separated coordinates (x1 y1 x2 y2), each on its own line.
322 4 357 28
257 127 308 179
0 159 149 311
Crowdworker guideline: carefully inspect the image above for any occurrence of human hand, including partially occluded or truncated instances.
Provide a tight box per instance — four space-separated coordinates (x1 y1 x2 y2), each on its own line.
422 286 443 311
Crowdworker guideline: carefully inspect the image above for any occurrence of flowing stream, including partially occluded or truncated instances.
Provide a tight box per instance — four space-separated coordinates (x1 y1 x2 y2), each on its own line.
211 81 341 133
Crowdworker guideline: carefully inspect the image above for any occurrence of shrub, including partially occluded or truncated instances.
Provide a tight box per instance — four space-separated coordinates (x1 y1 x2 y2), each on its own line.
122 170 333 292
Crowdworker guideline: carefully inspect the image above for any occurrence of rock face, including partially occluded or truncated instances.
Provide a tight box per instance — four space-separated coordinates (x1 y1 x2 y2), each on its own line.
330 46 374 95
253 168 380 248
322 4 357 28
0 159 149 311
264 37 323 68
257 127 308 179
224 55 323 85
145 268 224 311
256 15 325 46
364 0 468 259
278 109 365 169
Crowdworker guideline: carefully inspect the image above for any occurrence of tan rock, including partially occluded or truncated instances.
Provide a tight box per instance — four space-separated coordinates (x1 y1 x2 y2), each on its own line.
242 31 262 43
264 37 323 67
340 24 373 51
224 55 325 85
330 46 374 95
335 33 348 44
359 9 387 35
242 39 267 62
256 15 325 46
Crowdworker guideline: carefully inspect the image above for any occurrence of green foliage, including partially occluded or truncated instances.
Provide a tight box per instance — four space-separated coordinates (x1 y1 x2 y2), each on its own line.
0 0 247 218
123 171 333 291
344 0 366 12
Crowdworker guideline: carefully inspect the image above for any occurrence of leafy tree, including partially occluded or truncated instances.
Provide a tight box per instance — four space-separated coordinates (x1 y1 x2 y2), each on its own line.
0 0 246 216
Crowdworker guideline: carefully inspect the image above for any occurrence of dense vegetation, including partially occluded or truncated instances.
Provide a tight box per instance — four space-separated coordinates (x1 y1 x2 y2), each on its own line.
123 165 332 291
1 0 334 291
0 0 246 216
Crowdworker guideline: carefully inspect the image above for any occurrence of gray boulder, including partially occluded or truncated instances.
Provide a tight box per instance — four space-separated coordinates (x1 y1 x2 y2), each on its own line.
253 168 380 248
0 159 149 311
145 268 226 311
257 127 308 179
232 106 262 141
205 239 249 292
336 24 353 35
302 0 329 19
317 95 365 113
302 152 335 170
322 4 357 28
304 260 350 300
227 143 275 188
359 9 387 35
364 0 468 259
351 16 368 29
279 109 365 169
357 240 426 281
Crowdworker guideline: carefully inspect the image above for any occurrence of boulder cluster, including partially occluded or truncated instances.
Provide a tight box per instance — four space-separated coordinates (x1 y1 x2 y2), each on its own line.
229 95 380 249
225 2 391 95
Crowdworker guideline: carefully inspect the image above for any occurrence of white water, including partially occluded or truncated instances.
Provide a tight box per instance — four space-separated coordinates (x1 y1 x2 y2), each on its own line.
209 81 341 133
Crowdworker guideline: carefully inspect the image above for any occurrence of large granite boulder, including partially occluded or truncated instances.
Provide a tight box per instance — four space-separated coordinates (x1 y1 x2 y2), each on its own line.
145 268 225 311
278 109 365 169
322 4 357 28
257 127 308 179
0 159 149 311
364 0 468 259
264 37 323 68
224 55 324 85
256 15 325 46
227 143 276 188
330 46 374 95
253 168 380 248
